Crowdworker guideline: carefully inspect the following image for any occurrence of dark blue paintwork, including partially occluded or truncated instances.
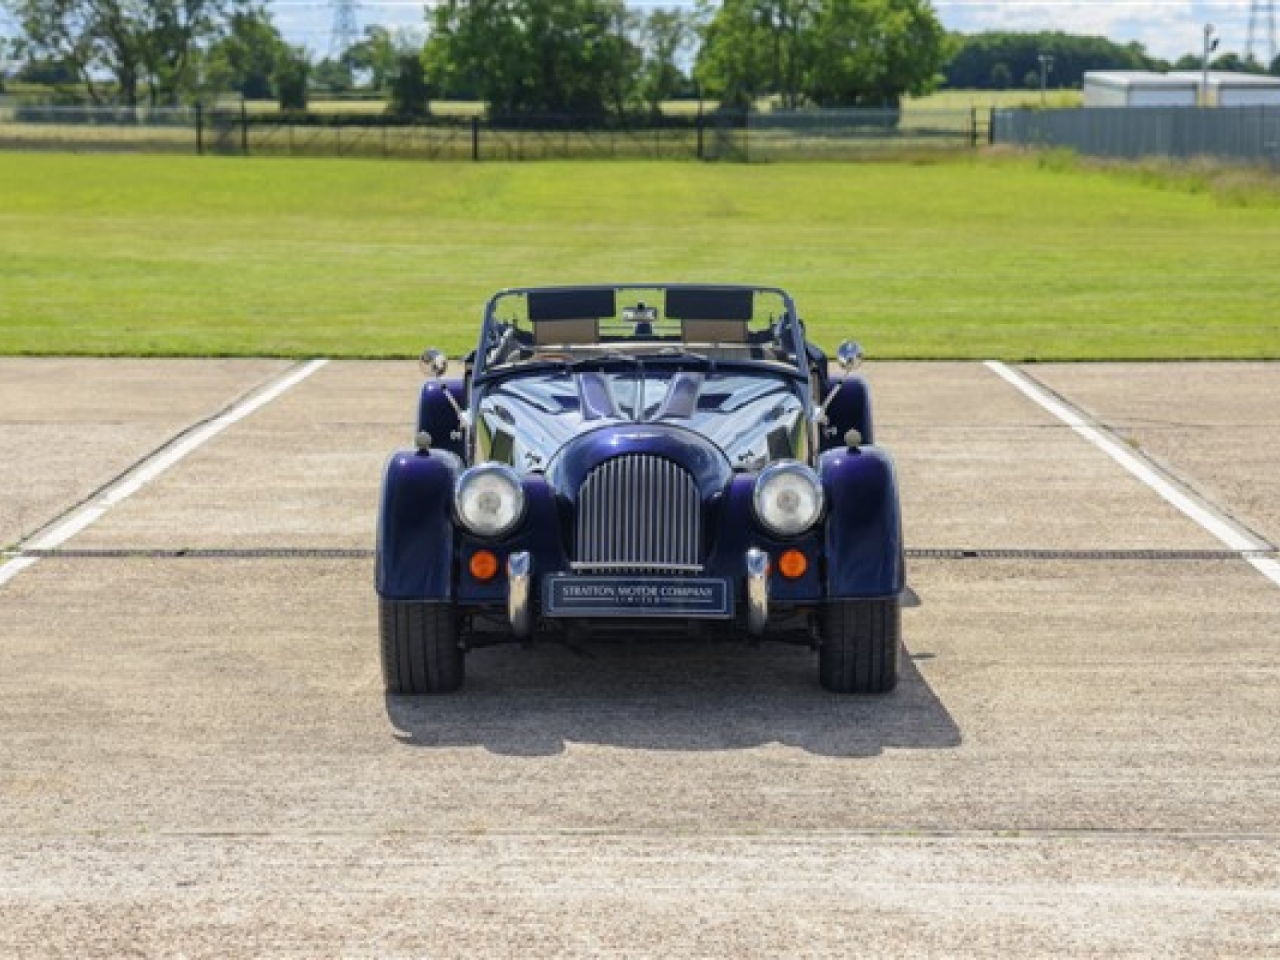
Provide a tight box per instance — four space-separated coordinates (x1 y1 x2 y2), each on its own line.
546 425 733 504
376 448 461 601
822 374 874 446
455 476 569 604
456 465 830 609
416 379 467 459
703 474 824 603
819 445 904 599
379 283 904 630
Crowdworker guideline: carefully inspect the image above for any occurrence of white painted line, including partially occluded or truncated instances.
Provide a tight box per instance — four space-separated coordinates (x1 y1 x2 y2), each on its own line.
0 359 329 589
986 360 1280 590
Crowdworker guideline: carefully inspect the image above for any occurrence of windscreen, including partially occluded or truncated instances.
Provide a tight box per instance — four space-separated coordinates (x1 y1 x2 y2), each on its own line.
479 286 800 372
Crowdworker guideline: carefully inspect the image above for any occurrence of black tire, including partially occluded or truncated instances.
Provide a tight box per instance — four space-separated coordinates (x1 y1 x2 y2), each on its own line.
818 597 900 694
379 599 465 694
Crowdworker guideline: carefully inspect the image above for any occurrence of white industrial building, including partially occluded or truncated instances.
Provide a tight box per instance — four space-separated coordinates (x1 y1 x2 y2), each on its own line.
1168 71 1280 107
1082 72 1199 108
1084 70 1280 108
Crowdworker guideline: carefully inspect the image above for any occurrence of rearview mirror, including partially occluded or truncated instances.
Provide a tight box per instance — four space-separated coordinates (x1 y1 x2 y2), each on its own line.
419 348 448 379
836 340 864 372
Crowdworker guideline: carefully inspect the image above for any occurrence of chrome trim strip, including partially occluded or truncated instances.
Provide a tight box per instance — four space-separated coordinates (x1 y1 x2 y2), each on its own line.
508 550 531 638
746 548 769 635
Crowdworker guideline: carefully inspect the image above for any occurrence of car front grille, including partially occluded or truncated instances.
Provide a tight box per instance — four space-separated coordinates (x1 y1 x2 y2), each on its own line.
573 455 702 573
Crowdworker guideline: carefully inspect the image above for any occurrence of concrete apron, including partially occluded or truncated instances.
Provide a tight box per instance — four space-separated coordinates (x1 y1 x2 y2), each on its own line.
0 358 291 549
1029 362 1280 550
1 361 1278 956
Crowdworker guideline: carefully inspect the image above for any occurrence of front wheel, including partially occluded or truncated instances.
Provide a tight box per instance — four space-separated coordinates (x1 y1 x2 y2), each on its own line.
379 599 465 694
818 597 900 694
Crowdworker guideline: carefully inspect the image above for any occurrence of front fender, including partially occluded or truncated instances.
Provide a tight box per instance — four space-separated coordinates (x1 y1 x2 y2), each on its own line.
822 374 874 447
820 445 904 599
416 379 467 459
376 449 462 602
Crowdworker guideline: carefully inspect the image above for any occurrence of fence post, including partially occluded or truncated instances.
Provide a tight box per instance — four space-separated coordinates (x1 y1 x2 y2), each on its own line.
970 107 977 149
471 116 480 161
988 108 995 146
195 103 203 156
696 108 704 160
240 101 249 156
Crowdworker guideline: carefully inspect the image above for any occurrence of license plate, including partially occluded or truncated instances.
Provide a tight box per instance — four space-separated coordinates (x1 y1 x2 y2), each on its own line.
542 576 733 619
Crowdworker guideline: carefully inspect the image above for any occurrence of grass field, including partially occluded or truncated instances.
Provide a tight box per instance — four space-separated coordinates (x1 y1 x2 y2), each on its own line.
906 89 1083 110
1 152 1277 359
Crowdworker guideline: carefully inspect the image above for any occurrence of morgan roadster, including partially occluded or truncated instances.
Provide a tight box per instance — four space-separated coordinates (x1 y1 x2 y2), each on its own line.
376 284 904 694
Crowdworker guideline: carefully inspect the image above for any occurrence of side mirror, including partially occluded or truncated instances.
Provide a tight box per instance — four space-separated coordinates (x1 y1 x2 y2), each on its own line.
419 348 448 379
836 340 864 372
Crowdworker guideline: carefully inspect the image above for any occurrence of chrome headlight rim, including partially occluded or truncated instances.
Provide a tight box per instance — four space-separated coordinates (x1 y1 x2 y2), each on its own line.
454 462 526 538
752 460 825 538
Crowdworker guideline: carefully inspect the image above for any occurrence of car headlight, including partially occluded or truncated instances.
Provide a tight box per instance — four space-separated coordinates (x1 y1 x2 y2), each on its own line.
752 461 824 537
455 464 525 538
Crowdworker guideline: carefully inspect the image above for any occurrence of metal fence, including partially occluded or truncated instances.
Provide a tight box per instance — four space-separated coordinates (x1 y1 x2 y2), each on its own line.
993 106 1280 165
0 104 200 153
745 108 980 161
0 103 979 161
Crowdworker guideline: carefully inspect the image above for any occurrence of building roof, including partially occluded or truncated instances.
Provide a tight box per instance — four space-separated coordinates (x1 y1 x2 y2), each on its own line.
1083 71 1199 89
1168 71 1280 88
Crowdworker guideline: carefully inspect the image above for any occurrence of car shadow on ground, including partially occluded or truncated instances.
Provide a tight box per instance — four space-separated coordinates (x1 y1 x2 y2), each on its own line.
385 636 960 759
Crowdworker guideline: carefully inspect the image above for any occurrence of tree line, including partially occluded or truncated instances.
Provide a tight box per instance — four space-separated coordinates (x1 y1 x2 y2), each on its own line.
2 0 946 113
946 31 1280 91
4 1 1277 114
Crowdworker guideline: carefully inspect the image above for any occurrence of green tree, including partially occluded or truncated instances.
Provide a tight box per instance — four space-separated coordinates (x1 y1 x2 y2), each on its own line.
807 0 949 107
273 45 309 110
1212 52 1266 74
695 0 818 109
696 0 947 109
313 57 354 93
989 62 1011 89
204 5 286 100
637 8 695 111
5 0 244 105
343 25 403 91
16 56 80 86
944 31 1158 91
424 0 641 119
388 52 430 117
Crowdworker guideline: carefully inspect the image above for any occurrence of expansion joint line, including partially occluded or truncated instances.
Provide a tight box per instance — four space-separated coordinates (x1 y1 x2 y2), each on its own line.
0 359 329 589
2 547 1276 563
985 361 1280 591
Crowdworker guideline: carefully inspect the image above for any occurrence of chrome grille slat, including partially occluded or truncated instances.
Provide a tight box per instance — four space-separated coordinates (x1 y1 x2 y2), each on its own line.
574 455 701 574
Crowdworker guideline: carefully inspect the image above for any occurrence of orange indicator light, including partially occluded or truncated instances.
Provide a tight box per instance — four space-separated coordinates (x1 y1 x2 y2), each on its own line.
469 550 500 582
778 549 808 580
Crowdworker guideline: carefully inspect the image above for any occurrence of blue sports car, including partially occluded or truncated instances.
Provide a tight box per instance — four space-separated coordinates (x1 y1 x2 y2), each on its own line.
376 284 904 694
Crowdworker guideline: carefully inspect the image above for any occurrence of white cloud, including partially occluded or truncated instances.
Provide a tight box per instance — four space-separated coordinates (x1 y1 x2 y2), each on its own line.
934 1 1260 61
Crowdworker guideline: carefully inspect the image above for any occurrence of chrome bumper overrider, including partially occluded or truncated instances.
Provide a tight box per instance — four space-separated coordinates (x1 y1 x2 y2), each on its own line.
746 548 769 635
508 551 531 638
